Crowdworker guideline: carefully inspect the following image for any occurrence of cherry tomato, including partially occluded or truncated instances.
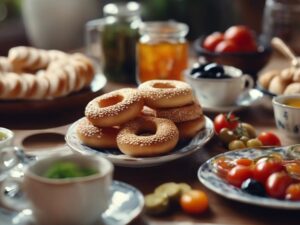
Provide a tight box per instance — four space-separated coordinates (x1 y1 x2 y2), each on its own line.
203 32 224 52
215 40 239 53
213 157 235 178
266 171 292 198
180 190 209 214
234 158 253 167
253 158 284 184
214 113 239 134
224 25 255 46
285 162 300 178
226 165 253 187
285 183 300 201
257 132 281 146
241 40 258 52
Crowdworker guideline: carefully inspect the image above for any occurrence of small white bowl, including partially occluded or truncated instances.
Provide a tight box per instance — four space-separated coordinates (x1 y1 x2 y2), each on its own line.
184 65 254 107
0 127 14 149
272 95 300 139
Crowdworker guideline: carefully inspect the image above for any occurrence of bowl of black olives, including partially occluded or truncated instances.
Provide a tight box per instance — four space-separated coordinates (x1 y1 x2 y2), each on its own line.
184 63 254 107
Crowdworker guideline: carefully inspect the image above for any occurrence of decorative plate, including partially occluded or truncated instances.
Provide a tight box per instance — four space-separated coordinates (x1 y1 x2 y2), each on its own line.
0 181 144 225
198 146 300 209
66 116 214 167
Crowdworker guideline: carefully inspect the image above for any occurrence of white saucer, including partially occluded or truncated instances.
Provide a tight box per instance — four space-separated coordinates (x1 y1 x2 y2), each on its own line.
0 181 144 225
202 89 264 113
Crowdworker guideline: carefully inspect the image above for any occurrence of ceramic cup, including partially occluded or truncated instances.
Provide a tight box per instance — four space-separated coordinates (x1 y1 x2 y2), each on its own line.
184 66 254 107
0 152 114 225
0 127 14 150
272 94 300 139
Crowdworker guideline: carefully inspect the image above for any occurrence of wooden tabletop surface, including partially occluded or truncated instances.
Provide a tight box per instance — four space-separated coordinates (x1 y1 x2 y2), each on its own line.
2 54 300 225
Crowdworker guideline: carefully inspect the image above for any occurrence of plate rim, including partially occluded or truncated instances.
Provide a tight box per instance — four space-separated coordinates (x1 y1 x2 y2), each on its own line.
198 146 300 209
66 116 214 167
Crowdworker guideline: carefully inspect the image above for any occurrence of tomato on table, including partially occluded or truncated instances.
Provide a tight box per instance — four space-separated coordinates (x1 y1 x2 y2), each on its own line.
214 113 239 134
203 32 224 51
224 25 255 46
253 158 284 184
234 158 253 167
257 132 281 146
180 190 209 214
266 171 292 198
226 165 253 187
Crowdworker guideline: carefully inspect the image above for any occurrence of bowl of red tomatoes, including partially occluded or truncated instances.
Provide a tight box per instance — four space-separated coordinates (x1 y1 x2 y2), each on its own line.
194 25 272 79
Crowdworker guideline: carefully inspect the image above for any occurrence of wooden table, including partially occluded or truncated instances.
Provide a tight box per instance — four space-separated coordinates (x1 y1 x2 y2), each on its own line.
3 54 300 225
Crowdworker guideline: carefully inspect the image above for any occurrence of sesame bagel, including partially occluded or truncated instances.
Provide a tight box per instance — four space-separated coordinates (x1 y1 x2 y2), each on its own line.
85 88 144 127
76 117 119 149
176 116 206 140
138 80 193 108
116 116 179 157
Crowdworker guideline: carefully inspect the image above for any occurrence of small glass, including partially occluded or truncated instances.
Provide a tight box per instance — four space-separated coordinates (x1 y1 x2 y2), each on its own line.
262 0 300 54
86 2 141 84
136 21 189 83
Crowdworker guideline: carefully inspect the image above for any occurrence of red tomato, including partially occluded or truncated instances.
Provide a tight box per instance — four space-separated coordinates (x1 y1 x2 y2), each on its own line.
180 190 209 214
203 32 224 52
257 132 281 146
253 158 284 184
226 165 253 187
213 157 235 178
285 183 300 201
215 40 239 53
234 158 253 167
214 113 239 134
224 25 255 46
241 40 258 52
266 171 292 198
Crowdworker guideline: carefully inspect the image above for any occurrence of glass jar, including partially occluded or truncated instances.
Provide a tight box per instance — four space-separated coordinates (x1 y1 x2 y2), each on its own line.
86 2 141 83
136 21 189 83
262 0 300 54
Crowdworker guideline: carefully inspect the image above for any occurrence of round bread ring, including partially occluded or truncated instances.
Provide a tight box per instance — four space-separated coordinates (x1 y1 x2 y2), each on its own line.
76 117 119 149
117 116 179 157
85 88 144 127
156 102 203 123
141 106 157 117
176 116 206 140
139 80 193 108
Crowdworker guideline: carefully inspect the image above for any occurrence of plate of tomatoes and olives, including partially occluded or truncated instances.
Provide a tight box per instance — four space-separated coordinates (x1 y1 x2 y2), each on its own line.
198 144 300 209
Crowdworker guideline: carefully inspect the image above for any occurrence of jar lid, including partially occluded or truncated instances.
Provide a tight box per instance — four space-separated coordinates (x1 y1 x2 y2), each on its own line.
139 21 189 38
103 1 140 17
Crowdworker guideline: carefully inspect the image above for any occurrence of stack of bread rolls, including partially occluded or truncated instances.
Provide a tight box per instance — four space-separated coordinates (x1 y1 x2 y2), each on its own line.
0 46 94 100
258 67 300 95
77 80 206 157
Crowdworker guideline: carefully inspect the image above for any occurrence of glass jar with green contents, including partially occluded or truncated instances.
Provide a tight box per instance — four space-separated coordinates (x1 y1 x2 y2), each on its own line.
86 1 141 83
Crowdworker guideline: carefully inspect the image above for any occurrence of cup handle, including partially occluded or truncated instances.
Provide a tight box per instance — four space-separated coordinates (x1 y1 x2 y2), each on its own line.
242 74 254 91
0 147 30 211
85 19 105 67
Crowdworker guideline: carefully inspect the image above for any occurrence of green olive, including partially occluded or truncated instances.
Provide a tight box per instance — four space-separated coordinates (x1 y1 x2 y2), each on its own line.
228 140 246 150
246 138 263 148
240 123 256 138
219 128 237 144
239 136 250 144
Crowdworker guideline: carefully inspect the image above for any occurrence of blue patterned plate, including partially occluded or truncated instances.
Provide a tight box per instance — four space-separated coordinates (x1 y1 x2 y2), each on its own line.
0 181 144 225
66 116 214 167
198 146 300 209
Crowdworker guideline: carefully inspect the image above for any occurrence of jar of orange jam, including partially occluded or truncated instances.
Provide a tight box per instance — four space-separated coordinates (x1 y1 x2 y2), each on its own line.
136 21 189 83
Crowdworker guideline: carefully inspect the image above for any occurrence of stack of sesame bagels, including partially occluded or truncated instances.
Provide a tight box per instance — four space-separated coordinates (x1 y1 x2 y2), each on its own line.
77 80 206 157
0 46 94 100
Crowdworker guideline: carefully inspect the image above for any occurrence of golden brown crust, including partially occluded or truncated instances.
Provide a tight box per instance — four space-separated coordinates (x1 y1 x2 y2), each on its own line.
116 116 179 157
258 70 280 90
176 116 206 140
268 76 289 95
284 83 300 95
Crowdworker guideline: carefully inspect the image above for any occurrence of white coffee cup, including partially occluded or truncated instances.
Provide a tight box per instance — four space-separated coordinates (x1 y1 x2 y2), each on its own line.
0 151 113 225
184 66 254 107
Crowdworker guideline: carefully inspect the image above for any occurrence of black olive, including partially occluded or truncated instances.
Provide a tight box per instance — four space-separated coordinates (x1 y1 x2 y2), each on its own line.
241 179 266 197
203 63 225 74
190 63 209 75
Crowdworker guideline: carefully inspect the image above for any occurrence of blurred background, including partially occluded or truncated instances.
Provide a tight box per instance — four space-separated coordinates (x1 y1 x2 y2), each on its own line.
0 0 266 54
